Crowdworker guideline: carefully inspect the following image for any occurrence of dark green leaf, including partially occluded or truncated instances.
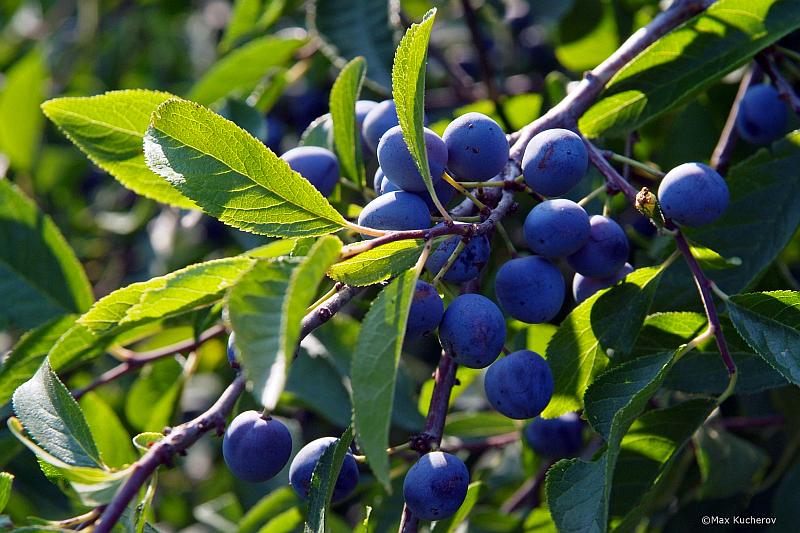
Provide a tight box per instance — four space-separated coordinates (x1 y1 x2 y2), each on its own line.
305 426 355 533
695 426 770 499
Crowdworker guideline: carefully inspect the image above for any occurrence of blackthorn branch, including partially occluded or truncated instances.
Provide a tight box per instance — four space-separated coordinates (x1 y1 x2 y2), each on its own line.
759 51 800 115
711 64 760 174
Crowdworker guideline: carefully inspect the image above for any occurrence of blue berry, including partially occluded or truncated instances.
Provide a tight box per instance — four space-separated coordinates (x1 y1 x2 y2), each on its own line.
280 146 340 197
736 84 787 145
567 215 629 278
403 452 469 521
407 281 444 339
657 162 729 227
572 263 634 304
426 232 491 283
443 112 509 181
379 174 457 212
222 411 292 482
289 437 359 502
484 350 553 420
355 100 378 129
494 256 565 324
524 413 583 458
523 199 590 257
226 333 238 367
362 100 399 153
522 128 588 196
357 191 431 233
373 167 385 193
377 126 447 192
438 294 506 368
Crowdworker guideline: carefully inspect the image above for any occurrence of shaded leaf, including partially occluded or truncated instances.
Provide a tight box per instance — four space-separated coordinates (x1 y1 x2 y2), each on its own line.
0 48 46 171
80 392 137 468
305 426 355 533
695 426 770 499
330 57 367 187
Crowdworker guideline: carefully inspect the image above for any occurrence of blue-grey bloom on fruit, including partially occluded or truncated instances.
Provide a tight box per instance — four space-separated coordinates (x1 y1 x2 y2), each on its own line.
438 293 506 368
572 262 634 304
736 83 787 145
524 413 583 458
484 350 554 420
524 199 590 257
377 126 447 192
567 215 629 278
222 411 292 482
379 174 457 212
289 437 359 502
425 232 491 283
657 162 729 227
407 280 445 339
522 128 588 196
495 256 565 324
280 146 340 197
357 191 431 234
443 112 509 181
403 451 469 521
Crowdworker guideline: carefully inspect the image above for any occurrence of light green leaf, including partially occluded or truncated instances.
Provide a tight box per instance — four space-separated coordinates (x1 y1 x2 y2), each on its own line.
431 481 483 533
239 487 301 533
145 99 351 237
0 180 93 330
41 90 194 208
543 266 664 417
125 358 184 432
229 236 343 409
300 114 334 150
132 432 163 454
352 268 420 490
305 426 355 533
444 412 518 439
330 57 367 187
688 243 741 270
0 48 46 172
188 35 306 105
308 0 397 91
80 392 137 468
580 0 800 137
695 426 770 499
328 239 426 286
728 291 800 385
555 0 619 72
392 9 441 209
546 349 678 533
219 0 284 52
0 472 13 513
12 361 102 468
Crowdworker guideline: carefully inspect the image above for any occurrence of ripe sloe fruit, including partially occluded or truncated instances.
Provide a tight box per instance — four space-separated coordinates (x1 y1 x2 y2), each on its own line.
379 173 457 212
377 126 447 192
403 451 469 521
362 100 399 152
567 215 629 278
736 84 787 145
373 167 385 192
222 411 292 482
523 199 590 257
438 294 506 368
443 112 509 181
280 146 340 197
357 191 431 233
407 280 444 339
484 350 554 420
495 256 565 324
289 437 359 502
426 232 491 283
657 162 729 227
522 128 588 196
355 100 378 129
524 413 583 458
572 263 634 304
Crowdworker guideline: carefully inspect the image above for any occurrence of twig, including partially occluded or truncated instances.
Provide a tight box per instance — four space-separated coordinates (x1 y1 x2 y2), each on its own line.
584 138 639 203
759 52 800 115
711 65 759 174
602 151 665 178
500 458 556 513
298 284 363 339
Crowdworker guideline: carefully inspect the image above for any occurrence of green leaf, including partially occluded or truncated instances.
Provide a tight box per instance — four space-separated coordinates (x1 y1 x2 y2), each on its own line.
308 0 397 91
392 9 441 208
444 412 518 439
0 180 93 330
188 35 306 105
300 114 334 150
543 266 664 417
579 0 800 137
330 57 367 187
0 472 13 513
305 426 355 533
132 432 163 454
229 236 342 409
555 0 619 72
145 99 351 237
328 239 426 286
695 426 770 499
219 0 284 52
12 361 102 468
49 255 259 372
0 314 76 406
80 392 137 468
688 243 741 270
0 48 46 171
239 487 301 533
430 481 483 533
286 347 353 427
351 268 420 490
41 90 194 208
125 358 184 432
728 291 800 385
772 460 800 529
546 349 678 533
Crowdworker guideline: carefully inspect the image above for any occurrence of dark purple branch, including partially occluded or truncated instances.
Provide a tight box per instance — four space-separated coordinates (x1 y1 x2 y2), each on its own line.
584 137 639 203
299 284 363 339
94 373 247 533
759 52 800 115
711 65 760 174
500 458 557 513
507 0 711 160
